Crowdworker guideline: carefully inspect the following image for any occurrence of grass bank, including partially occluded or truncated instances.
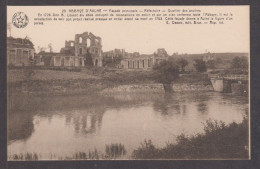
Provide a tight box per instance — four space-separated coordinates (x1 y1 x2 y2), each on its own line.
8 67 211 95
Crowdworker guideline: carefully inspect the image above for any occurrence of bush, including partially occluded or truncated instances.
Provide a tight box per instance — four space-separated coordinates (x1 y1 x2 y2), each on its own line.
105 143 126 159
153 60 179 84
231 56 248 69
153 60 180 92
206 60 216 69
132 116 249 159
177 58 189 72
194 59 207 72
103 55 123 67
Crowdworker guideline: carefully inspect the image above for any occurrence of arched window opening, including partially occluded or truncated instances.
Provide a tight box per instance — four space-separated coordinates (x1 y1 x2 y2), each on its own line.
87 39 91 47
79 37 83 43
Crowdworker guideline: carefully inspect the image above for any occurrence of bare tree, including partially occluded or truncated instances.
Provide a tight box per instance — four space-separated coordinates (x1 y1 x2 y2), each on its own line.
25 35 31 40
37 46 47 53
48 43 53 53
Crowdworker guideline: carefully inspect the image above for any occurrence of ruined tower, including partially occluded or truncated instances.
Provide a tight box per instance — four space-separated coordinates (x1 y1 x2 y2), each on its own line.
74 32 103 67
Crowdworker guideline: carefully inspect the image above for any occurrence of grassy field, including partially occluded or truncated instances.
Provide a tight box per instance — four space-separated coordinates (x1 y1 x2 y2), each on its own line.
7 69 99 83
7 67 211 95
8 67 210 84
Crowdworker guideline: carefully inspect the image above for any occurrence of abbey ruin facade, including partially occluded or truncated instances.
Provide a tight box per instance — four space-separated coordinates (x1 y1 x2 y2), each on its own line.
47 32 103 67
24 31 170 69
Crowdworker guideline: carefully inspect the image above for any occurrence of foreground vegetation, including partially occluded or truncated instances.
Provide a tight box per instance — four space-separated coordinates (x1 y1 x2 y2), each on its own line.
132 116 249 159
9 116 248 160
9 143 127 160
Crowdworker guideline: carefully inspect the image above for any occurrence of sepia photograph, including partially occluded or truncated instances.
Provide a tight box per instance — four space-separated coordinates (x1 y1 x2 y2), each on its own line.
6 6 250 160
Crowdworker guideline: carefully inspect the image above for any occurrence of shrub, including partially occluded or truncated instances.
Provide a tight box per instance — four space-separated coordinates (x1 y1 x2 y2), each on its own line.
105 143 126 159
132 116 249 159
231 56 248 69
153 60 179 92
194 59 207 72
177 58 189 72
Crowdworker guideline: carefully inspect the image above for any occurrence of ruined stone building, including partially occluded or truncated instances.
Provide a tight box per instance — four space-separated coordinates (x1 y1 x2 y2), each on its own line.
53 32 103 67
103 49 144 68
125 52 140 58
103 49 126 59
7 37 35 66
120 54 154 70
120 48 169 70
35 51 58 66
102 49 125 68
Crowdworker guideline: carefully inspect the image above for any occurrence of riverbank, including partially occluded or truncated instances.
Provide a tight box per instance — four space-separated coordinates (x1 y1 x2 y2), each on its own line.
8 68 212 96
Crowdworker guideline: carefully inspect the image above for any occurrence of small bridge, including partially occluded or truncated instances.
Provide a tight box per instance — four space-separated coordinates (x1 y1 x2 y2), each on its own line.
208 74 248 93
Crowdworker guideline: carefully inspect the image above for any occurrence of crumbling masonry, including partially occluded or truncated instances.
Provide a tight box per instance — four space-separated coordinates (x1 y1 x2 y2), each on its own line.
53 32 103 67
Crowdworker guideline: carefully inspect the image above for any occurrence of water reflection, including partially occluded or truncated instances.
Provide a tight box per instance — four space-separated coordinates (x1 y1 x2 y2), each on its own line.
152 93 212 117
8 92 248 159
197 102 208 114
66 107 105 135
153 94 181 116
8 111 34 143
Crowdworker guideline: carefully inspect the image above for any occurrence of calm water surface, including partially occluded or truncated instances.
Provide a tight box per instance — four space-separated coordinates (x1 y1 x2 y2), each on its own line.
7 92 248 159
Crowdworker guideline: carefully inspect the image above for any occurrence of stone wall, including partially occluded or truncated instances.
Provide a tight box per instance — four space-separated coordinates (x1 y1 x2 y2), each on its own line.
231 83 248 95
7 48 34 66
101 83 213 93
121 57 154 70
9 80 214 96
53 56 85 67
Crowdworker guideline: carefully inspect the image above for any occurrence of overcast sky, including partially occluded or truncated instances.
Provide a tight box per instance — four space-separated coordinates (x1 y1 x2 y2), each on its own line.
7 6 249 54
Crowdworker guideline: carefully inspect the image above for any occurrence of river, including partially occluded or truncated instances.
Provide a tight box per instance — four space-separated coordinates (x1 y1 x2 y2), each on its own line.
7 91 248 160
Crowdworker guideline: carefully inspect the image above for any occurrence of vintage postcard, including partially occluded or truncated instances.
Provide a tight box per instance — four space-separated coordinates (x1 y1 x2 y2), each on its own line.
7 6 250 160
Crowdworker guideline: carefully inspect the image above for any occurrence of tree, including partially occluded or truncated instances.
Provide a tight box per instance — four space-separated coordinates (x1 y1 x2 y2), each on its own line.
85 49 93 66
231 56 248 69
153 60 179 93
194 59 207 72
215 57 223 64
25 35 31 40
206 60 216 69
48 43 53 53
103 54 123 67
37 46 47 53
177 58 188 72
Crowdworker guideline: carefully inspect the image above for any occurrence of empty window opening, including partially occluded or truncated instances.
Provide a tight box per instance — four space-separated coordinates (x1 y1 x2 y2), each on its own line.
87 39 91 47
79 37 83 43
